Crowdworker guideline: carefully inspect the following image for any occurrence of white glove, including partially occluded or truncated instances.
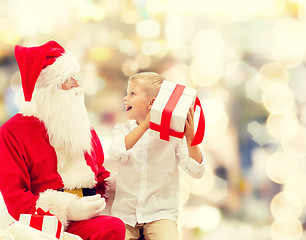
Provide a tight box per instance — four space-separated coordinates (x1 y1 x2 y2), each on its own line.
67 194 106 221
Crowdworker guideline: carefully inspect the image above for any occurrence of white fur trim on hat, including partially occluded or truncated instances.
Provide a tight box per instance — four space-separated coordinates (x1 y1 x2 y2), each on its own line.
36 52 80 88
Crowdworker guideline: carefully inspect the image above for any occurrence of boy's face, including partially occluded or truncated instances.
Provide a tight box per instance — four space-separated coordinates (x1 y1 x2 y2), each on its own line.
124 81 151 123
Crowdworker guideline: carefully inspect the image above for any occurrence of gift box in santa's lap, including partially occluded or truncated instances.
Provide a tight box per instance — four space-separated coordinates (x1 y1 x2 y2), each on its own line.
18 208 63 240
149 80 205 146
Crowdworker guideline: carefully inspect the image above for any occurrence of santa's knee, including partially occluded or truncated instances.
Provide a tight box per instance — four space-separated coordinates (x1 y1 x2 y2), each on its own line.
109 216 126 236
97 216 126 239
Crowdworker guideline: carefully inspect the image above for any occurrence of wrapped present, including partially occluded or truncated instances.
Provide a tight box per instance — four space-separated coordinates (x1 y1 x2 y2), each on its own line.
150 80 205 145
19 208 63 240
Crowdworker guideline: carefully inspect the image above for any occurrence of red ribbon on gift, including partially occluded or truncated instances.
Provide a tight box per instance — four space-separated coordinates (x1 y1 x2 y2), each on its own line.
150 83 205 146
28 208 63 239
150 122 185 139
36 208 53 216
191 96 205 146
160 84 186 141
29 214 43 234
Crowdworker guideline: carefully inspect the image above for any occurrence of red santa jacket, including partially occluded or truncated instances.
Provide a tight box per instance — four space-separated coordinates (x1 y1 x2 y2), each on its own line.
0 113 110 226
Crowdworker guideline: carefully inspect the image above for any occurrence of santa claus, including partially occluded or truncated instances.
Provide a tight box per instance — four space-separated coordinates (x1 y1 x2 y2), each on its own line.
0 41 125 239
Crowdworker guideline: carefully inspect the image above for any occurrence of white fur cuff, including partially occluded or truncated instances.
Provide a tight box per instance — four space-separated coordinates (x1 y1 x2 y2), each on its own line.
36 189 79 229
104 172 118 195
102 172 118 216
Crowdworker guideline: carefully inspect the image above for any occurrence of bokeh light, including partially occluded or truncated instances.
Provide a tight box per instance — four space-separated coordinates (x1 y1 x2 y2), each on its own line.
202 97 228 138
1 0 306 239
136 20 161 39
284 174 306 204
262 82 295 114
282 126 306 158
191 30 225 59
271 218 303 240
272 18 306 68
256 63 290 90
265 151 298 184
270 191 303 220
162 64 191 86
260 0 286 17
190 57 223 87
266 112 299 141
196 205 222 232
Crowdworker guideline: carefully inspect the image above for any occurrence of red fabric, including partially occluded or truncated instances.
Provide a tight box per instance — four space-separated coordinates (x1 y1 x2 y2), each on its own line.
149 121 184 139
15 41 65 102
67 215 126 240
29 215 43 231
191 96 205 146
0 113 109 221
55 221 62 239
160 84 185 141
87 130 110 195
36 208 53 216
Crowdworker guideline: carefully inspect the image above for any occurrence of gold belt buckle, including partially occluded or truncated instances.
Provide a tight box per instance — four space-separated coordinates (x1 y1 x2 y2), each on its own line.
64 189 83 198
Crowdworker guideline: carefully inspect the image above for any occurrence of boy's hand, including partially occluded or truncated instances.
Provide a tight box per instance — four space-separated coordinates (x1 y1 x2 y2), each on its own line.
185 107 203 164
185 107 195 145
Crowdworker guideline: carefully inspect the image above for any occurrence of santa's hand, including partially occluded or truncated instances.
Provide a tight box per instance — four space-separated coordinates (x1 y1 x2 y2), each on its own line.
67 194 106 221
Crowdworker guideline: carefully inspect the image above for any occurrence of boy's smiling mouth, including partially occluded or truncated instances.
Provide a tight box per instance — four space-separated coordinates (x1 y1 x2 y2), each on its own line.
126 106 132 111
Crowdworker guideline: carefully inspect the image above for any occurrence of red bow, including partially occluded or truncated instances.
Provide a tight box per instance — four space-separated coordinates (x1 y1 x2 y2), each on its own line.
35 207 53 216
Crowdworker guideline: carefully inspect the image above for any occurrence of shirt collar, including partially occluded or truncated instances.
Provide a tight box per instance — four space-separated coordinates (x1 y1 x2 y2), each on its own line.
129 120 139 130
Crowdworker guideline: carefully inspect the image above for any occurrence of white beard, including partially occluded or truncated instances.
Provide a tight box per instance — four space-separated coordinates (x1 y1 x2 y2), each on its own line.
21 87 96 189
33 87 92 157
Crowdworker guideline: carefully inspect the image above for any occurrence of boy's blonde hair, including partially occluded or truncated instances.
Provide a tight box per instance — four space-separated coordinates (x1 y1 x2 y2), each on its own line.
128 72 165 98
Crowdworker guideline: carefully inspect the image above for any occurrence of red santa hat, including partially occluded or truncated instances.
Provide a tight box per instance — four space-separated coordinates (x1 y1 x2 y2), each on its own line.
15 40 80 102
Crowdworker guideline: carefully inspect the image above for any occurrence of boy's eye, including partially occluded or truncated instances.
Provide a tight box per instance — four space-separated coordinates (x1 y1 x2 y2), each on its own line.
131 92 135 96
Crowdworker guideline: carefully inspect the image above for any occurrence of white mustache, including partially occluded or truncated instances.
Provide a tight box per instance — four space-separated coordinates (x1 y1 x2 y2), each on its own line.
61 87 84 97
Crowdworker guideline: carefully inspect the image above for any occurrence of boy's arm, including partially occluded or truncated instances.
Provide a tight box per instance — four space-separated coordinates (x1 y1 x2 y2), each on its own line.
185 107 203 164
125 113 150 150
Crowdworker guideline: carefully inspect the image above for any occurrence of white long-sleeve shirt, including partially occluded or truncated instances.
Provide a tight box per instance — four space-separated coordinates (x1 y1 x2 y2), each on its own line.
108 120 205 227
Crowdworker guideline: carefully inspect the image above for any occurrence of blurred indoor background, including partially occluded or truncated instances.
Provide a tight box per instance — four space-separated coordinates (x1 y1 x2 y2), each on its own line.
1 0 306 239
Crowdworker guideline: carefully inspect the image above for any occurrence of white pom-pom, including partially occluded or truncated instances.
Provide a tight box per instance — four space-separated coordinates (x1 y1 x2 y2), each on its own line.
104 172 118 193
102 172 118 215
19 101 37 116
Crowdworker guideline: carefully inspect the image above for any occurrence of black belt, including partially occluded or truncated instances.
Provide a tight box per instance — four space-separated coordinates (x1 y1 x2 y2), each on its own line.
82 188 96 196
57 187 96 198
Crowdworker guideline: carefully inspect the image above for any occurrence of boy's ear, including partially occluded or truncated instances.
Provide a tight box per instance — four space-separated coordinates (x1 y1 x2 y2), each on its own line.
148 97 156 110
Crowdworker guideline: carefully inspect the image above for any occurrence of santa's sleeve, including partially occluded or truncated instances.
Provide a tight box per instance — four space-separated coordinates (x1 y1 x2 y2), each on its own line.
0 125 80 229
90 129 110 197
0 126 38 220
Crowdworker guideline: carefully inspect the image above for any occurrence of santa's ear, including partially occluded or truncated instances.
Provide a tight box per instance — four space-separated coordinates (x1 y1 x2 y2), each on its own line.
148 97 155 110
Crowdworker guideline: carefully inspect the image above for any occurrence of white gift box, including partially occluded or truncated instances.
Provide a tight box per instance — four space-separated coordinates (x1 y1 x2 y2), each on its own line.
150 80 197 143
19 211 63 240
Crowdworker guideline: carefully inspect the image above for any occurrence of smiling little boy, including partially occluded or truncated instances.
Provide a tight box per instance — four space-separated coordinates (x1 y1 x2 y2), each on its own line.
108 72 204 240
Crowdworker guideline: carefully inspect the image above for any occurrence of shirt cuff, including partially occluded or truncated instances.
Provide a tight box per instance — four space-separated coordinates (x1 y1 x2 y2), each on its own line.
113 136 129 164
186 152 205 178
